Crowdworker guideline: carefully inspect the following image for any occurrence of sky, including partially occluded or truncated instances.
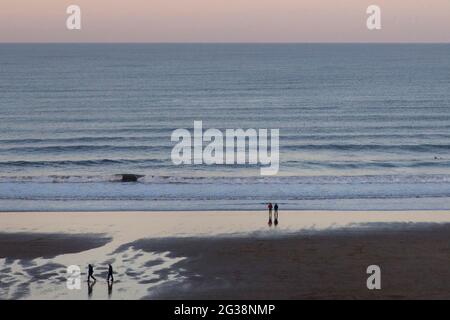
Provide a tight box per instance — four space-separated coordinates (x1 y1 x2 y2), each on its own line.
0 0 449 42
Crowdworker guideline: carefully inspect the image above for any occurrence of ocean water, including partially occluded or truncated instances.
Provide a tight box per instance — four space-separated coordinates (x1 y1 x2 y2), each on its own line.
0 43 449 211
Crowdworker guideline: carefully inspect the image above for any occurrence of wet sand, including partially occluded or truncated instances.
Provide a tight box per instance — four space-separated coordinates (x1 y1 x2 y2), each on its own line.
2 211 450 299
122 224 450 300
0 232 112 260
0 232 112 299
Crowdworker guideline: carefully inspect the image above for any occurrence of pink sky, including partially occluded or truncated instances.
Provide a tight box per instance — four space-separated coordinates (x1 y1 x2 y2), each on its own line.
1 0 449 42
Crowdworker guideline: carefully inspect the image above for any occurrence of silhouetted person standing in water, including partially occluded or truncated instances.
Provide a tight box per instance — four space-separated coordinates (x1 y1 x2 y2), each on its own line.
268 202 273 226
274 203 279 226
87 264 96 282
107 264 114 282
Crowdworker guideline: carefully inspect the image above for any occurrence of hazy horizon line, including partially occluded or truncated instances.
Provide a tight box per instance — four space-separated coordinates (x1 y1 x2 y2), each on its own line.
1 41 449 45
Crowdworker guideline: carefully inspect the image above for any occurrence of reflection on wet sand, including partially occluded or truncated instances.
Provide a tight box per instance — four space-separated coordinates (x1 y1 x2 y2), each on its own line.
108 281 113 299
88 279 95 299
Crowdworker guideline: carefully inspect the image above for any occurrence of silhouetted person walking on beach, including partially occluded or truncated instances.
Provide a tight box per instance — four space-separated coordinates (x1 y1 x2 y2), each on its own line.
87 264 96 282
107 264 114 282
274 203 279 226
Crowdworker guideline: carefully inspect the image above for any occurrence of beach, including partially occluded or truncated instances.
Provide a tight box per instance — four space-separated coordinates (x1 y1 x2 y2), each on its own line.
1 210 450 300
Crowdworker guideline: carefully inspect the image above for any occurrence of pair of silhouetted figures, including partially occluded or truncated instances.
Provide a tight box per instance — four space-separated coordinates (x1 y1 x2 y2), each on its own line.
267 202 279 226
87 263 114 282
87 264 114 298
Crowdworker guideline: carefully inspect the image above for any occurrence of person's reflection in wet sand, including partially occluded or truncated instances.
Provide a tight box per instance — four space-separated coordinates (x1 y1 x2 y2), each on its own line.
87 279 96 299
107 281 113 299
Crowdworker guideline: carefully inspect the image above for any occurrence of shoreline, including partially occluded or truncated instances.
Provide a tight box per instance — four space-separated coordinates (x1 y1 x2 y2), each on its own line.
2 210 450 240
2 209 450 213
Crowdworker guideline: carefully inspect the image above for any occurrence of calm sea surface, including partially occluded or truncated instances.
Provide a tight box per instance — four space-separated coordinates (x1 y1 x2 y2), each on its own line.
0 44 449 211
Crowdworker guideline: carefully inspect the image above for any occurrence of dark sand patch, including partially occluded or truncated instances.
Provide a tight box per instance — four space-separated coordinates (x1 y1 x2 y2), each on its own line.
0 232 112 260
144 258 165 268
122 223 450 300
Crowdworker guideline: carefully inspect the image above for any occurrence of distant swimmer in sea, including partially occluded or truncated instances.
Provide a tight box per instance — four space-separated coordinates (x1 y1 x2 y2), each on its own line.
107 264 114 282
268 202 273 227
87 264 97 282
274 203 279 226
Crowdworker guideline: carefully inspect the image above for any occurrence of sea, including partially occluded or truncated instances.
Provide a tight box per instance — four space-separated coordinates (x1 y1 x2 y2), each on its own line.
0 43 449 211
